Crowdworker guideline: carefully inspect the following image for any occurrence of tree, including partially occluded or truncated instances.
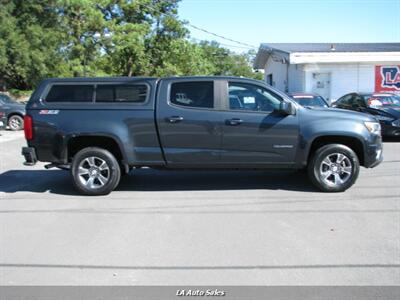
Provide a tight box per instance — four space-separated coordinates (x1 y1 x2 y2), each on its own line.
56 0 109 77
0 0 262 91
0 0 65 89
197 41 262 80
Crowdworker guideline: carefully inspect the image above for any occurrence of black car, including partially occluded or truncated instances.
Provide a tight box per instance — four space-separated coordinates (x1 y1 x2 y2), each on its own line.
0 93 26 130
333 92 400 137
289 93 329 108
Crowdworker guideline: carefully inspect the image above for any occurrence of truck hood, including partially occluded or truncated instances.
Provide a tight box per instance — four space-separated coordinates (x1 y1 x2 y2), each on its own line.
300 106 375 122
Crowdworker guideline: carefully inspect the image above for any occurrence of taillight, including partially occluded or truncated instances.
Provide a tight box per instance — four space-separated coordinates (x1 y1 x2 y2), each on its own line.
24 115 33 140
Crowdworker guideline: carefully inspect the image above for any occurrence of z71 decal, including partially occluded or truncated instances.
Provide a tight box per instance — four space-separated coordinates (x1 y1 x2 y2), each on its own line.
39 110 60 115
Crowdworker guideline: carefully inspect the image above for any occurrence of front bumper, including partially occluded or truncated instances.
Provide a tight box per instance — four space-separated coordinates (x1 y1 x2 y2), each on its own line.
382 124 400 137
22 147 38 166
364 137 383 168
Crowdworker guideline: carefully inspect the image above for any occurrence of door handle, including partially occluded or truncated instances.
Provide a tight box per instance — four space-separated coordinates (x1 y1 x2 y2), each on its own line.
167 116 184 123
226 118 243 126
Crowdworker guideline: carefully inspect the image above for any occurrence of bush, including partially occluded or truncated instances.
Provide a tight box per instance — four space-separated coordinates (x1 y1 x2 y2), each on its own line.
7 89 32 101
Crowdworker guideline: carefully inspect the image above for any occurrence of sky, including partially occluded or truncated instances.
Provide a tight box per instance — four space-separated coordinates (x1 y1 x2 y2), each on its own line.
178 0 400 52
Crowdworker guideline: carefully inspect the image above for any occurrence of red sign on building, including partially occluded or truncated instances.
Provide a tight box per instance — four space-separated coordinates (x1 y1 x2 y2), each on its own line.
375 65 400 93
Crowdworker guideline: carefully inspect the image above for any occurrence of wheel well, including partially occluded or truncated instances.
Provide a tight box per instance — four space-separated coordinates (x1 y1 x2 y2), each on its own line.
67 136 123 163
308 136 365 166
7 113 24 121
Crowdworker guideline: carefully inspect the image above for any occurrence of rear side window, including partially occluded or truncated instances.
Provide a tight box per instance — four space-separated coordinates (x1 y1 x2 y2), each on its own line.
170 81 214 108
45 84 94 102
96 84 147 103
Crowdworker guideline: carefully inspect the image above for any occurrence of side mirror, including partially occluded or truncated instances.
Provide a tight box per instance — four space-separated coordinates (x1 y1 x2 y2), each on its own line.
277 101 296 115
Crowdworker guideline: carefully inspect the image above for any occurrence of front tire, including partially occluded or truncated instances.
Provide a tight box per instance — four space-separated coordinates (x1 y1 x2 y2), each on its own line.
8 115 24 131
71 147 121 196
308 144 360 192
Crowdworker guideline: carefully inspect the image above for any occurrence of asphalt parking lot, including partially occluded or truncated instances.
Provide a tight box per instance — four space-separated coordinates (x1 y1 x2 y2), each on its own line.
0 130 399 285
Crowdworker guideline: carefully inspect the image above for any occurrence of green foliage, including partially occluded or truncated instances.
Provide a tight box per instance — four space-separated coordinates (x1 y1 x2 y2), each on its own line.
0 0 261 91
8 88 33 98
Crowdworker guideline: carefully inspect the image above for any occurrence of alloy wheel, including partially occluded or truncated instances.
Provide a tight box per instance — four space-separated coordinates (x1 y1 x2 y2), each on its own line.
319 153 353 187
9 117 22 130
78 156 110 189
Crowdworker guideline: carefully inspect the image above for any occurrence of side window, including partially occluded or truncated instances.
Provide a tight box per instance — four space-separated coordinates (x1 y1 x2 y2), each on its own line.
353 95 366 107
170 81 214 108
45 84 94 102
228 82 282 112
96 84 147 103
337 94 352 106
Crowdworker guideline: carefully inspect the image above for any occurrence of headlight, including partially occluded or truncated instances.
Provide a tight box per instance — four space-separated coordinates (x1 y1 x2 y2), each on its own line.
392 119 400 127
364 121 381 135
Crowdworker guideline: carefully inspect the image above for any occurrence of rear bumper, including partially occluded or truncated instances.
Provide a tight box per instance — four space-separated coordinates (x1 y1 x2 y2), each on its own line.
21 147 38 166
364 138 383 168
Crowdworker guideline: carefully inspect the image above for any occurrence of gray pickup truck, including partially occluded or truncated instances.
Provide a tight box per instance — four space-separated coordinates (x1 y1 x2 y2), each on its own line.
22 76 383 195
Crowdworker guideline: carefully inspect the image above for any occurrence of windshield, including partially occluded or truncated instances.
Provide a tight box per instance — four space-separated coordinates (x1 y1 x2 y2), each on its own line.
292 96 328 108
365 95 400 108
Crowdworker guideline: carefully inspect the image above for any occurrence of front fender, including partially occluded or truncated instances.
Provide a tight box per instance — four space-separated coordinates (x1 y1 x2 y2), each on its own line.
296 117 369 167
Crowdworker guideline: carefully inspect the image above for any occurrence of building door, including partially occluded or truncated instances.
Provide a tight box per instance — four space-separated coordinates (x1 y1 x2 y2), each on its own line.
312 73 331 102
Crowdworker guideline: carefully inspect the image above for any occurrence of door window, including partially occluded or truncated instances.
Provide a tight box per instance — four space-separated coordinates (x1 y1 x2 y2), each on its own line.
352 95 366 108
170 81 214 108
336 94 352 106
228 82 281 112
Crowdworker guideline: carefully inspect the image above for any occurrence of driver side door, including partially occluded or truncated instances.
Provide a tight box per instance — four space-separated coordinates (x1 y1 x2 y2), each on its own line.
219 81 299 168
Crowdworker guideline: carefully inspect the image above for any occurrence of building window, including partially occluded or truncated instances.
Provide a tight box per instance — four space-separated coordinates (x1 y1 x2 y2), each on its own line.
266 74 273 86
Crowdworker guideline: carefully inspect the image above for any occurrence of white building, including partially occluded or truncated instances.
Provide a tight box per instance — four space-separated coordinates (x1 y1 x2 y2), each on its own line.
253 43 400 102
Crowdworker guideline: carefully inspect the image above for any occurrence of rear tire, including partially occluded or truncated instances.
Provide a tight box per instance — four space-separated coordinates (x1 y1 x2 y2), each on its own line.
308 144 360 192
71 147 121 196
8 115 24 131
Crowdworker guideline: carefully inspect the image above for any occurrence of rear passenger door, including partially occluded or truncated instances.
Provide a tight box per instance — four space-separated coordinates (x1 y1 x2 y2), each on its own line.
156 79 224 167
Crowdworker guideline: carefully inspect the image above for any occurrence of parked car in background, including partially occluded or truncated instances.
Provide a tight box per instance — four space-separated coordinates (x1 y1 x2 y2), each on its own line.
0 111 6 130
333 92 400 137
288 93 329 108
0 93 26 130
